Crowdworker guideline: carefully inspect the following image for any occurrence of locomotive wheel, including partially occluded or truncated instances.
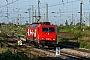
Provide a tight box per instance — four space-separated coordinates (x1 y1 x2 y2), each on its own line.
33 42 44 48
33 42 37 46
33 42 39 48
38 43 44 48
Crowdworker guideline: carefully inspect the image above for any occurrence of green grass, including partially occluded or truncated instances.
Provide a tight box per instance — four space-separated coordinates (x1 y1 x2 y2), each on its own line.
80 42 90 49
0 50 30 60
1 24 26 35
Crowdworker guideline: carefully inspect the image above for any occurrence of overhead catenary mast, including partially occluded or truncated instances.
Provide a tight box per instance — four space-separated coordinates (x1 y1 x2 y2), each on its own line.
35 10 37 22
80 1 82 29
46 3 48 22
38 0 41 22
32 5 34 23
28 8 31 24
89 0 90 26
89 13 90 26
20 14 21 25
6 0 8 21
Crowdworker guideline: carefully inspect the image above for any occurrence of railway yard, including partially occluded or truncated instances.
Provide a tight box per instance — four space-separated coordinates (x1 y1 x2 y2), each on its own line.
0 29 90 60
0 0 90 60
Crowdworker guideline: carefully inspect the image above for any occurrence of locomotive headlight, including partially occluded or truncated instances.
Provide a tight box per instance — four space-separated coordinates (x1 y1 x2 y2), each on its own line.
53 39 55 40
42 38 44 39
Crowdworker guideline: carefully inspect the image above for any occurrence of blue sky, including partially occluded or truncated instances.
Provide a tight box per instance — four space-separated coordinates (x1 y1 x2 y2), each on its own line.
0 0 90 25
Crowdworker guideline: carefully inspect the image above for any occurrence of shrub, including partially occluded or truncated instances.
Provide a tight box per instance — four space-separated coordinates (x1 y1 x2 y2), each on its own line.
85 44 90 49
0 33 7 38
57 38 69 45
21 32 25 35
15 41 18 45
57 38 62 44
0 50 30 60
12 33 14 36
75 26 81 30
80 42 86 48
86 26 90 30
1 42 5 48
74 33 82 39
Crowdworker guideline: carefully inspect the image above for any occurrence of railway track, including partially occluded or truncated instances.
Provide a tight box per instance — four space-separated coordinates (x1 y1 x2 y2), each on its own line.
1 36 63 60
7 41 76 60
1 31 90 60
58 32 90 37
72 48 90 53
0 37 80 59
41 47 90 60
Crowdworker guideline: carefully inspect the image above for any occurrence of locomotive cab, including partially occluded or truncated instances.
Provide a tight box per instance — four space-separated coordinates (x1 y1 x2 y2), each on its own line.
40 25 56 46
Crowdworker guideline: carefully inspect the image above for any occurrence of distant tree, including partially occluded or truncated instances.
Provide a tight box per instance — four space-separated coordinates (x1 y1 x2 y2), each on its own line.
0 23 1 26
60 23 63 27
8 22 13 25
82 23 85 26
14 24 17 26
70 21 73 26
76 22 85 26
76 22 80 26
1 22 5 25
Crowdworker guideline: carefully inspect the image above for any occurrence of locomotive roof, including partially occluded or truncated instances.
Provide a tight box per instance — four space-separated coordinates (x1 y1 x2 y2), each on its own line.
29 24 39 27
27 22 55 28
32 22 50 25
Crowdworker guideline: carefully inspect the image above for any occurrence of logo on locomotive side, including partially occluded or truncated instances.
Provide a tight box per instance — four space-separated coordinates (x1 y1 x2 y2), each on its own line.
27 29 36 37
27 29 33 36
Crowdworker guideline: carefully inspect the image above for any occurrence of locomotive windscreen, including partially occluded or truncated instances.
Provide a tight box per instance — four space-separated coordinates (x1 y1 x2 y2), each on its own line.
49 27 55 32
42 27 55 32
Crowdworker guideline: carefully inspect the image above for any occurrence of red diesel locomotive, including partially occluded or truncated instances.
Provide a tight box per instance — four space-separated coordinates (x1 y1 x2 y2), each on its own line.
26 22 57 47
